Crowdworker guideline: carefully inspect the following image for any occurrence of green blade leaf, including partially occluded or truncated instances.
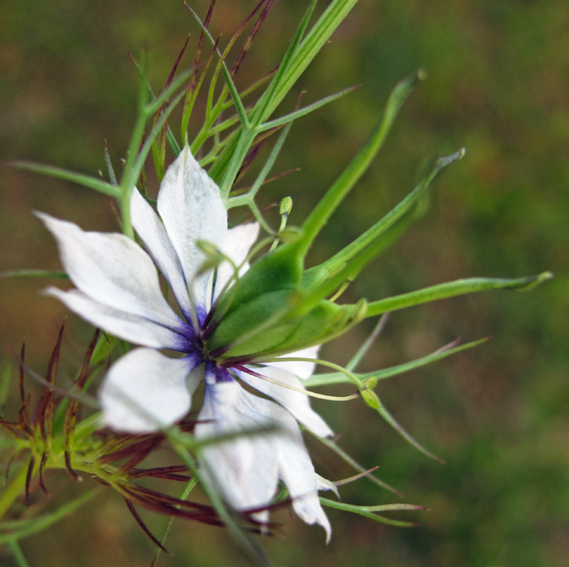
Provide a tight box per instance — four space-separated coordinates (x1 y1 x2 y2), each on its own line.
320 498 423 527
304 141 453 288
249 0 319 126
346 314 389 372
129 53 182 157
0 489 98 542
184 4 249 129
228 114 295 210
11 162 119 198
302 148 467 321
259 0 359 121
297 71 424 258
366 272 554 318
257 85 359 132
121 70 191 195
373 394 444 462
310 432 402 496
305 337 488 387
211 0 360 196
0 270 68 280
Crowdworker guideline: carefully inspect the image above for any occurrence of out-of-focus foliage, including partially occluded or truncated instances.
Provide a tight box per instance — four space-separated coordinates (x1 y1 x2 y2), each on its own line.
1 1 567 566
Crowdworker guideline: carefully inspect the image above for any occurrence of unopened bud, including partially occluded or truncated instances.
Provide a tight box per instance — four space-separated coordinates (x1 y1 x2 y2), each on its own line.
361 376 380 409
363 376 378 389
279 196 293 216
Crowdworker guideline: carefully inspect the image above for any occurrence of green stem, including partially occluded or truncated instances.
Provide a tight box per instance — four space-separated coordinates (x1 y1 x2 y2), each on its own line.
119 194 134 239
7 539 31 567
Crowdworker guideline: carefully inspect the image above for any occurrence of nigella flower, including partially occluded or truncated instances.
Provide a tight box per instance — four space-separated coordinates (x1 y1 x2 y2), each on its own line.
37 146 333 538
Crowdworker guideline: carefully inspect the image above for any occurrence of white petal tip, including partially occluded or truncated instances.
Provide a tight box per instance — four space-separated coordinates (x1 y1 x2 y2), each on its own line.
34 210 66 231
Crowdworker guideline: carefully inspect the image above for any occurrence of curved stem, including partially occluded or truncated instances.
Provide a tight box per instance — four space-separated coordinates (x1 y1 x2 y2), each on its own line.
7 539 31 567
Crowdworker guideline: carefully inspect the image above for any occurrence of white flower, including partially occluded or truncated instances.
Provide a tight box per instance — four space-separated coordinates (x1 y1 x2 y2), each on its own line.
38 146 334 539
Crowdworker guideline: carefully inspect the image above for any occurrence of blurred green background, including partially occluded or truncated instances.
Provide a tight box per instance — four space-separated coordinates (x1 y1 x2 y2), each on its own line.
1 0 568 566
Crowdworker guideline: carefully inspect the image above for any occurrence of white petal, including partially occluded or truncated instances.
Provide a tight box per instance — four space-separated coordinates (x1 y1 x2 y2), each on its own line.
213 223 259 301
241 388 331 541
239 366 333 438
316 474 339 498
37 212 183 331
275 431 332 543
196 379 278 512
100 349 202 433
131 189 193 322
196 377 330 539
268 345 320 380
45 287 191 351
157 146 227 319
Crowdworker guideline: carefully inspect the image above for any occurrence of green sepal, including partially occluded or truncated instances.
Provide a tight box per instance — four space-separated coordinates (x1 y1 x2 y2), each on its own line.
206 228 357 357
211 242 303 323
265 299 366 357
207 289 298 356
210 294 363 361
